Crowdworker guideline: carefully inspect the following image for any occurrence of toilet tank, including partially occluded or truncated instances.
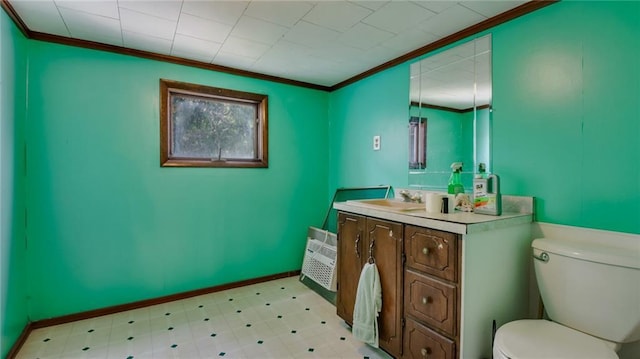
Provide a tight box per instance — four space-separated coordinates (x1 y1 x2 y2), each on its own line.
532 236 640 343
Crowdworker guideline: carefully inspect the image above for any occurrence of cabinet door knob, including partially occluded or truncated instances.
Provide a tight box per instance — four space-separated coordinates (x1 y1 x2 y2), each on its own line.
422 247 429 255
422 296 432 305
421 347 431 357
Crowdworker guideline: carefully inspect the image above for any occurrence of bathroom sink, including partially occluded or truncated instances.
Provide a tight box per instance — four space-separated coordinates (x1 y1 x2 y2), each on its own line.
346 199 425 211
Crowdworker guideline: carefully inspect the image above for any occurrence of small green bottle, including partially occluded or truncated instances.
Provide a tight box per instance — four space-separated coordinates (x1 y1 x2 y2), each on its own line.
447 162 465 195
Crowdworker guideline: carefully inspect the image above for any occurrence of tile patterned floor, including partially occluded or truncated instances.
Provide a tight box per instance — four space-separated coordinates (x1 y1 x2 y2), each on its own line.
15 277 392 359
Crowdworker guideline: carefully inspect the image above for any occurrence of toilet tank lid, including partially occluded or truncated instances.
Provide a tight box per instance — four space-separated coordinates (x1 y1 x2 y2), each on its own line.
532 237 640 269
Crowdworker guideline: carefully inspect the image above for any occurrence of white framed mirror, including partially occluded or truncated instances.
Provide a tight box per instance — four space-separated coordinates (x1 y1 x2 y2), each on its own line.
408 34 492 191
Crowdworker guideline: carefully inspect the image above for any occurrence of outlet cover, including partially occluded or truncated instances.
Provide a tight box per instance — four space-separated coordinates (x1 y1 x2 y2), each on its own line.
373 135 381 150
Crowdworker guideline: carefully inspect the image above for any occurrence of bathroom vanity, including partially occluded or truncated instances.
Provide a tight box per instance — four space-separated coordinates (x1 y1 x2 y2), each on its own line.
334 196 533 359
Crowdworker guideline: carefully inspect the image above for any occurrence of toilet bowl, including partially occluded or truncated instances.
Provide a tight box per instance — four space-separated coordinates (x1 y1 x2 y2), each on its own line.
493 320 618 359
493 235 640 359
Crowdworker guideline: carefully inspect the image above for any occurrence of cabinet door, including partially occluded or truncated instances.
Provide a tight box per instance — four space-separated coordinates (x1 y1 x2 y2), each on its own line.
405 225 458 282
403 319 455 359
367 218 404 358
336 212 365 324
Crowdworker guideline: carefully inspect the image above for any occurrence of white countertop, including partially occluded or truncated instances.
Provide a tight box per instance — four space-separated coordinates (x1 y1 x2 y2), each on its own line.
334 200 533 235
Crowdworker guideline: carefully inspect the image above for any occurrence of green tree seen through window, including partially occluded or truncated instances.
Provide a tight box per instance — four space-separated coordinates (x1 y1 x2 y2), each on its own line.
160 79 268 168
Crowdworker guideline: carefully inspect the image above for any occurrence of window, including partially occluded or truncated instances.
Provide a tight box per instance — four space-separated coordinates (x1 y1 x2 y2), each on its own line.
160 79 268 168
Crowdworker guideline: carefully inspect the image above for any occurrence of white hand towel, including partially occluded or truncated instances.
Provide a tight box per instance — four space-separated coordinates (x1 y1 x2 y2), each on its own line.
352 262 382 347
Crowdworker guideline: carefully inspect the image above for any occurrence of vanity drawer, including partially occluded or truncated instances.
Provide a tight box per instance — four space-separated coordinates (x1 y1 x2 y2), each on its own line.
403 318 455 359
405 225 458 281
404 269 457 336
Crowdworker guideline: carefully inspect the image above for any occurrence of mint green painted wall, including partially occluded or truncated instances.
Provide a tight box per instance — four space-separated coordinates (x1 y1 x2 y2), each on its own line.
491 1 639 233
328 64 408 193
25 41 329 319
1 9 28 357
331 1 639 234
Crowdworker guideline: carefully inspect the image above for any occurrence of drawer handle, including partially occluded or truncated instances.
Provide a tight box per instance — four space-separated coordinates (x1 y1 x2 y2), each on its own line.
422 247 429 255
421 347 431 357
421 296 432 305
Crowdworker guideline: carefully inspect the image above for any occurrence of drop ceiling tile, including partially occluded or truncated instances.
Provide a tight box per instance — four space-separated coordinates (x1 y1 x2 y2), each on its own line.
219 36 270 60
290 63 343 86
120 8 177 40
171 33 221 63
412 1 458 14
348 1 388 11
338 22 394 51
230 16 289 45
302 1 372 33
123 31 173 55
249 60 290 81
418 4 486 38
362 1 436 34
359 44 403 67
307 43 363 64
181 1 249 26
118 0 182 21
9 0 70 37
252 40 310 72
282 21 340 48
176 13 233 44
460 1 526 18
213 51 257 70
58 7 122 46
243 1 314 28
381 28 438 53
54 0 119 19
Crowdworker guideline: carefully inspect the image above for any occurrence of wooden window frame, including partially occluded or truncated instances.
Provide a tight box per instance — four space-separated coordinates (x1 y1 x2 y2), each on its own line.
160 79 268 168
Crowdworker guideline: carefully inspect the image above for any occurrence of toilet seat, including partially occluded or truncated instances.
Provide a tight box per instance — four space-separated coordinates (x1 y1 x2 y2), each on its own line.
493 319 618 359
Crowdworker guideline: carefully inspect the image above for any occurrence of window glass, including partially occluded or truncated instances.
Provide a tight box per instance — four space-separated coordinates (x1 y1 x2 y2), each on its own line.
160 79 268 168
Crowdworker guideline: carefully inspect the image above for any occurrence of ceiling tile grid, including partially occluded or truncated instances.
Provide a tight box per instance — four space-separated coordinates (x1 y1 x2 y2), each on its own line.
7 0 527 87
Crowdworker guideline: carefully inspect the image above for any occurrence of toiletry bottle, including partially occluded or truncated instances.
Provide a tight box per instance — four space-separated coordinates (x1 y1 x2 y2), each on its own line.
475 174 502 215
447 162 465 195
473 163 489 210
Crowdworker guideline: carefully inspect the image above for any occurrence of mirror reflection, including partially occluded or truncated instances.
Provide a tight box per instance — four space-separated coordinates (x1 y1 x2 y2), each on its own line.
408 35 492 191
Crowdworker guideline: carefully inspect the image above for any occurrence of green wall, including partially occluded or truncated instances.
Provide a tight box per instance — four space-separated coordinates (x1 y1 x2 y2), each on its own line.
24 41 330 320
1 9 28 358
331 1 639 234
328 64 408 192
491 1 639 233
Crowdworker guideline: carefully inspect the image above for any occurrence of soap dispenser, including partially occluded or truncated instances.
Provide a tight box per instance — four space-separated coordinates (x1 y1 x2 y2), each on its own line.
447 162 465 195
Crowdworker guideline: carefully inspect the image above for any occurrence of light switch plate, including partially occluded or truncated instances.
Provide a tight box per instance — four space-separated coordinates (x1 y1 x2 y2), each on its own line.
373 135 381 150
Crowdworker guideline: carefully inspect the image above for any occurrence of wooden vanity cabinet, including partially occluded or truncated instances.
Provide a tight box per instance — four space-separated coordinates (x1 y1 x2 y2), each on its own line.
336 212 404 358
335 201 533 358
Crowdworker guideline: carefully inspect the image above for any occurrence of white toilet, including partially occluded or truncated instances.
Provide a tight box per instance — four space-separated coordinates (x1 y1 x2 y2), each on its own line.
493 236 640 358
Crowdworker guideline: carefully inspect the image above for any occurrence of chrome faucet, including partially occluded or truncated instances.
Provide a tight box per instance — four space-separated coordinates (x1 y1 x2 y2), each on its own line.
399 190 422 203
